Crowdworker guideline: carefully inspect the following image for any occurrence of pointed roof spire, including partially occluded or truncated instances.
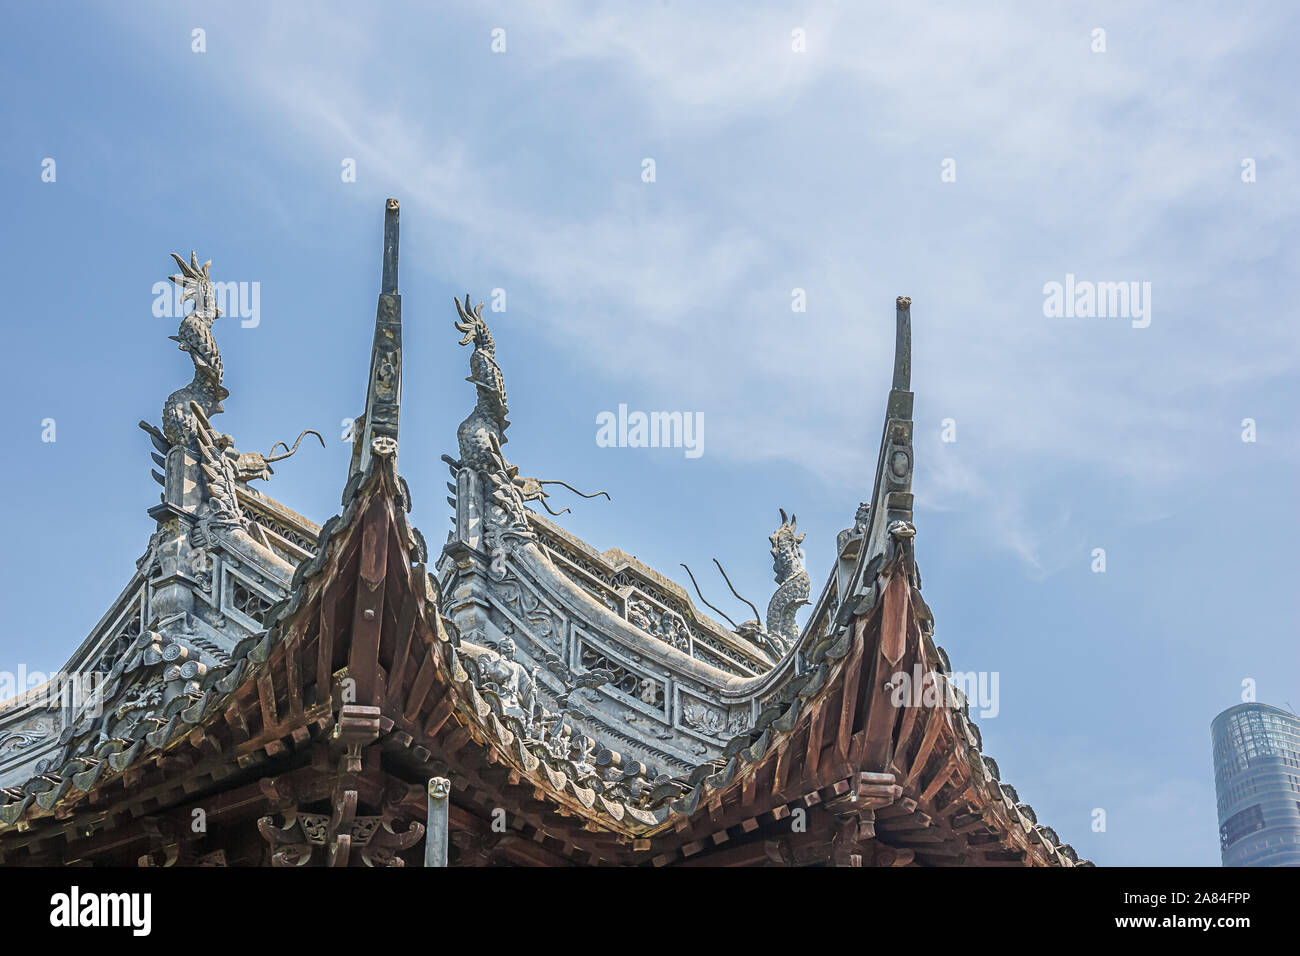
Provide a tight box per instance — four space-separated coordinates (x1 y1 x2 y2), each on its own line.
865 296 915 553
350 198 403 479
893 296 911 391
835 297 917 622
381 196 400 295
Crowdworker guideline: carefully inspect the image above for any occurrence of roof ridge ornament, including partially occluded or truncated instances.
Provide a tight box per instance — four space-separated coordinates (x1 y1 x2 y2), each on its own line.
454 293 509 456
451 295 609 526
162 251 229 450
148 251 322 511
350 198 403 480
837 296 917 625
679 508 810 663
893 295 912 391
764 508 810 653
189 401 252 542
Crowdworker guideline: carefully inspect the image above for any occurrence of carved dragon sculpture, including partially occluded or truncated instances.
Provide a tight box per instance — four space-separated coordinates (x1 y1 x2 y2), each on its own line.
764 509 810 653
684 508 811 662
162 251 229 449
452 295 608 522
454 294 510 472
190 402 250 543
147 252 321 553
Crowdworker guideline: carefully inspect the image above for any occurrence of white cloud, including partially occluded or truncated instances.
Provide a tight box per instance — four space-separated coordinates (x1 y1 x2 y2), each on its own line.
115 0 1300 573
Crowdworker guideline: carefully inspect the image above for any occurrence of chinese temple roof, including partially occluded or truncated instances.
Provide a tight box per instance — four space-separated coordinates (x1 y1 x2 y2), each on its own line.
0 201 1088 867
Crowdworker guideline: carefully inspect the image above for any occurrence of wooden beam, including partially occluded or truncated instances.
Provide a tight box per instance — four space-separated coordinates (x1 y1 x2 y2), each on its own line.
893 695 922 773
876 797 919 819
834 634 865 763
879 571 909 666
918 753 961 805
674 839 770 867
256 672 279 733
903 707 945 788
771 741 792 800
803 698 829 782
852 652 897 770
853 574 912 770
316 590 338 701
440 723 473 758
422 695 456 738
403 650 437 723
224 701 250 745
283 627 305 720
875 845 915 867
349 499 391 703
387 589 420 701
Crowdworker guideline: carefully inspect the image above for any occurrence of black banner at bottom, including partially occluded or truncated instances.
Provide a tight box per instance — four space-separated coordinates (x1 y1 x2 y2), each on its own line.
0 865 1282 942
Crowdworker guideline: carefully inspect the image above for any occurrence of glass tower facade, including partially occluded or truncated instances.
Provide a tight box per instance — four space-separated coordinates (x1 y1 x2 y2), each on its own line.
1211 702 1300 866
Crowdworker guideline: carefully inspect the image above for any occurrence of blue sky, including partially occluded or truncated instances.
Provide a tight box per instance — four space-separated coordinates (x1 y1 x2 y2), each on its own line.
2 1 1298 865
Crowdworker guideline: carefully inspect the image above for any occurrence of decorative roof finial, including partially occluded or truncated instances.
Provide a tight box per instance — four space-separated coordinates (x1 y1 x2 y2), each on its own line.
144 251 321 532
350 199 404 479
454 294 509 467
381 196 400 295
893 296 912 392
450 298 610 516
161 252 229 450
764 509 809 654
837 297 917 624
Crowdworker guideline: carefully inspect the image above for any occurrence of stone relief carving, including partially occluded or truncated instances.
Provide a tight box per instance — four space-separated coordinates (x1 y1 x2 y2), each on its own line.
681 702 727 736
471 636 539 731
680 699 751 740
577 642 664 711
836 501 871 553
0 716 59 758
627 598 691 652
495 576 562 649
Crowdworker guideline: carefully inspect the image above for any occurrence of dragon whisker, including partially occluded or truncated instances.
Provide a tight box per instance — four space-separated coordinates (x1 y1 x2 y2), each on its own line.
264 429 326 462
712 558 763 624
537 480 611 501
680 563 739 630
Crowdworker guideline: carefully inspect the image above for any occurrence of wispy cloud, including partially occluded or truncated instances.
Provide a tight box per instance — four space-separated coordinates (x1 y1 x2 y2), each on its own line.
115 1 1300 581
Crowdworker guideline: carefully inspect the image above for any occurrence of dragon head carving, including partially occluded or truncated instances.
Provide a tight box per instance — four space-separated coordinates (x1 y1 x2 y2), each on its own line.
162 252 229 448
454 294 508 423
169 251 221 324
769 508 806 584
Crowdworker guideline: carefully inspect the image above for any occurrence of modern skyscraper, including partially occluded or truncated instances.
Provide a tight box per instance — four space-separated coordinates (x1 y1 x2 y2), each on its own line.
1211 702 1300 866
